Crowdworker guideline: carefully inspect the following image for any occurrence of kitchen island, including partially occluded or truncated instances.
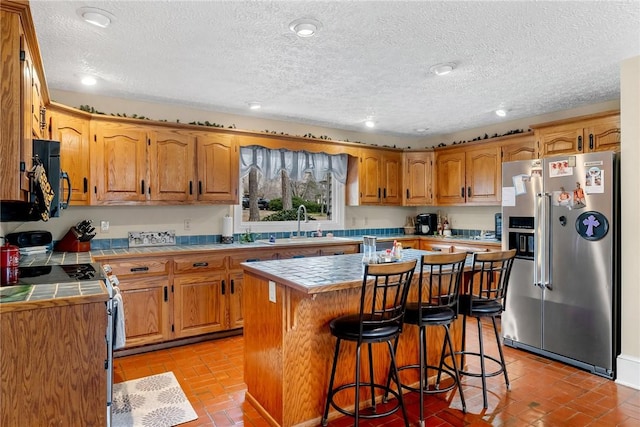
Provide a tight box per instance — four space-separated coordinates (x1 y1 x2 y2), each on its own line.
241 249 465 427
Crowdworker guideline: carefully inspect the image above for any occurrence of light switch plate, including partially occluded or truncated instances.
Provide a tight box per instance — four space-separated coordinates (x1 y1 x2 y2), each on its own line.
268 281 276 303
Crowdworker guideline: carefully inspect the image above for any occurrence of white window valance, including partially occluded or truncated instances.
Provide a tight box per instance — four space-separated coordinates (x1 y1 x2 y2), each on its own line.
240 146 348 184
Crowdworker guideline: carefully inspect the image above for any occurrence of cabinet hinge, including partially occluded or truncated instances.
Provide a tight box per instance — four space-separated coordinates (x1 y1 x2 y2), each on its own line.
20 161 25 172
147 138 150 146
19 50 25 61
94 134 97 142
171 285 174 293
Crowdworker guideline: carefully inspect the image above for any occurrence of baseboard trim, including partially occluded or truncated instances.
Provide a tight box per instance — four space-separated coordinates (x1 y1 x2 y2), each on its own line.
616 354 640 390
114 328 243 357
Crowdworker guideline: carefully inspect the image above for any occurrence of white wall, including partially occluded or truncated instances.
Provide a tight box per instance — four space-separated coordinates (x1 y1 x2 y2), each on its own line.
617 55 640 390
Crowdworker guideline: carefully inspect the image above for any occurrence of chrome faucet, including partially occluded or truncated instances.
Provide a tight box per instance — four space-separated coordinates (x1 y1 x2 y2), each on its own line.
296 205 308 237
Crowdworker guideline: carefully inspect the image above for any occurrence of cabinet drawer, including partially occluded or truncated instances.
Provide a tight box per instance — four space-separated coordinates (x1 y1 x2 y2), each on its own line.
277 247 321 259
105 257 170 277
173 254 226 274
228 250 278 270
452 244 490 254
319 244 359 256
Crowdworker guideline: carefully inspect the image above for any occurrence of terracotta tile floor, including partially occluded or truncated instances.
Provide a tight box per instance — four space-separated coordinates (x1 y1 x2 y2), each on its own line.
114 318 640 426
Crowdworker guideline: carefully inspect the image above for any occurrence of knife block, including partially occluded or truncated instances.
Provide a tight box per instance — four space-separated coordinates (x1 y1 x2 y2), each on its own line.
55 228 91 252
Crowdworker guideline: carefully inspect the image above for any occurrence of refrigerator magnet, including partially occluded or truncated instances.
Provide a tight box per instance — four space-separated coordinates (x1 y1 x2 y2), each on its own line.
572 182 586 209
512 174 528 195
553 187 573 208
575 211 609 241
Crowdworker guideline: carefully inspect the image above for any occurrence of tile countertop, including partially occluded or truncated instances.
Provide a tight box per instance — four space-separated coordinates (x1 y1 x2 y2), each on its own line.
240 249 474 295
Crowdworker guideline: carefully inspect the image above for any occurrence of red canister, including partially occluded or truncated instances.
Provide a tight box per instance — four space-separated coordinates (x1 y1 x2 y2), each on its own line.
0 267 19 285
1 243 20 268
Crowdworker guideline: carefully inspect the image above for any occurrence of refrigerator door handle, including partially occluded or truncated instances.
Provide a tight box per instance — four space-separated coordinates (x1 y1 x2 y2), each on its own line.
535 192 552 290
541 192 552 292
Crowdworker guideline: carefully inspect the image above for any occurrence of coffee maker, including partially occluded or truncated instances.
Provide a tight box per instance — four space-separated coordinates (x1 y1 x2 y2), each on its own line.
415 213 438 235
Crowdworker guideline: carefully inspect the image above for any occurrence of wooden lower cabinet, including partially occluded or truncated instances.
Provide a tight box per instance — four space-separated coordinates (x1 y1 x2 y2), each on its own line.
97 242 361 349
0 300 107 426
119 275 172 347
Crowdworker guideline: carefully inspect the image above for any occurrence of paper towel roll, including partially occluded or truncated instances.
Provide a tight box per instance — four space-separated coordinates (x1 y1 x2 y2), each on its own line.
222 215 233 237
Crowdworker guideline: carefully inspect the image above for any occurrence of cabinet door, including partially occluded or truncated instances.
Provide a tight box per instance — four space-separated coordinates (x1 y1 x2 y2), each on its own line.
228 270 244 329
119 275 171 348
586 115 620 152
50 110 90 204
93 121 148 202
403 151 433 206
276 247 321 259
382 152 402 205
173 272 226 338
359 149 382 204
465 144 501 204
20 30 34 193
501 137 537 162
149 129 196 201
435 150 466 205
537 126 583 157
196 133 239 203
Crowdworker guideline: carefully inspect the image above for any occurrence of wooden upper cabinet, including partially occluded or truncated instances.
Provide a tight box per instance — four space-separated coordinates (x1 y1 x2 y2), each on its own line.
19 29 35 194
403 151 433 206
148 129 196 201
534 111 620 157
435 149 466 205
49 106 91 205
195 132 239 203
353 148 402 205
92 120 148 203
435 143 501 206
501 133 536 162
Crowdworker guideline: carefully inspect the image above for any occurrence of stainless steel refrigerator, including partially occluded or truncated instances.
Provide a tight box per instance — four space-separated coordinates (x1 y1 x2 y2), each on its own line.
501 151 619 378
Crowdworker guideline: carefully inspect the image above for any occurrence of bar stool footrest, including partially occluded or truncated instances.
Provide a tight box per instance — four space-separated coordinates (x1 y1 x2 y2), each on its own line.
449 350 505 378
326 382 403 421
396 364 458 394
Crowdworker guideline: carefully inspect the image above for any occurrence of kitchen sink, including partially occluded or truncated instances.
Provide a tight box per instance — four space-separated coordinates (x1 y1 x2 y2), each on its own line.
256 236 353 245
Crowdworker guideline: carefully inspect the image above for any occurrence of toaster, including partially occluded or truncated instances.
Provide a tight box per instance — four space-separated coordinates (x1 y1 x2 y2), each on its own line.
5 231 53 248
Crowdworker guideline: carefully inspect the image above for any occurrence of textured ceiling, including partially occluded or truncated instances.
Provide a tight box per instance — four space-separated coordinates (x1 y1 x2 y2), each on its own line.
30 1 640 137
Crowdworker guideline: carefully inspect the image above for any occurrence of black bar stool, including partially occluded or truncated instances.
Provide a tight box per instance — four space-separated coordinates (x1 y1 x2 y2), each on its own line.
321 259 417 427
390 251 468 427
456 249 516 408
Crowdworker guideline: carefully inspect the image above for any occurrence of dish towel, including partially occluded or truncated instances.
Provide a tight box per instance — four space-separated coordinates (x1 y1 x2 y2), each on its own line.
113 286 126 350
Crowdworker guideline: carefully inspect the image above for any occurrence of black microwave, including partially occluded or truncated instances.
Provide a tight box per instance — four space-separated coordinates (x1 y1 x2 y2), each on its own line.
32 139 70 219
0 140 70 222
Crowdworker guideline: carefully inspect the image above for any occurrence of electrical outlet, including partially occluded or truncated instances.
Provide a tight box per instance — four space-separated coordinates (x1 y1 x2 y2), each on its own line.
184 219 191 230
100 221 109 233
268 281 276 303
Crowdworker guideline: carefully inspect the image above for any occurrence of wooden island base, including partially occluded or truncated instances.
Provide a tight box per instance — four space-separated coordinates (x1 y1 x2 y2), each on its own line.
243 266 463 427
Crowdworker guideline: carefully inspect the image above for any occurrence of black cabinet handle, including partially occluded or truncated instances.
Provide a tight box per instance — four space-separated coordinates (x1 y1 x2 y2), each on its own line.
130 266 149 272
577 135 583 151
589 134 594 150
246 258 260 262
83 177 88 194
198 181 202 195
383 188 387 198
406 189 410 199
231 279 235 294
460 187 465 198
192 262 208 267
189 181 193 195
333 251 345 255
141 180 145 194
164 286 168 302
222 280 226 295
378 188 381 198
432 247 442 252
467 186 471 197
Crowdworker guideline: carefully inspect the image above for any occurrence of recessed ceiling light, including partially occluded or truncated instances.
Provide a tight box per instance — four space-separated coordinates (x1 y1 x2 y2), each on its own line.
76 7 115 28
289 18 322 38
415 128 429 133
365 119 376 128
248 102 261 110
429 63 456 76
495 109 507 117
81 76 97 86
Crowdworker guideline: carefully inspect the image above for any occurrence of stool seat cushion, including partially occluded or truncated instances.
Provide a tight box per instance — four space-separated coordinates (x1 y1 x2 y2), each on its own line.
459 295 502 316
404 303 456 325
329 314 400 342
